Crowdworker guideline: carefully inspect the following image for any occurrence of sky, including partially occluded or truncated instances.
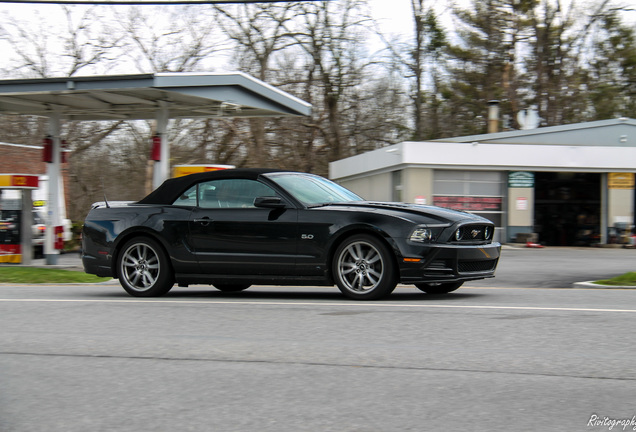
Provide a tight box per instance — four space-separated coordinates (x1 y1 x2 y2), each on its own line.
0 0 422 43
0 0 431 76
369 0 457 37
2 0 632 77
369 0 414 32
368 0 636 34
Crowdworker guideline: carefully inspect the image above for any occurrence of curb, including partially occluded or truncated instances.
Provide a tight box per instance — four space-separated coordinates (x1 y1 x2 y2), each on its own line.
573 281 636 290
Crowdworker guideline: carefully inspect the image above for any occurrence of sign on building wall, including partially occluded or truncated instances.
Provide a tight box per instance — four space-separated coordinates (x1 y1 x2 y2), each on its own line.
508 171 534 188
433 196 502 211
516 197 528 210
608 173 635 189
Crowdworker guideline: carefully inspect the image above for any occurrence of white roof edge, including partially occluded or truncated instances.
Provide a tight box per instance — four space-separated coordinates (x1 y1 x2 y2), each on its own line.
0 142 42 149
154 72 312 114
435 117 636 143
228 72 312 110
330 141 636 179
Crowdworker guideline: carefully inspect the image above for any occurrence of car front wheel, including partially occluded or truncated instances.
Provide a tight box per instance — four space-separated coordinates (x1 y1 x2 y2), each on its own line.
117 237 174 297
415 281 463 294
333 234 397 300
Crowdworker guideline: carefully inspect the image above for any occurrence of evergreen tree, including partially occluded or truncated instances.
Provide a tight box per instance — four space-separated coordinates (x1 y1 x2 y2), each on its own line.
588 10 636 119
523 0 591 125
445 0 534 134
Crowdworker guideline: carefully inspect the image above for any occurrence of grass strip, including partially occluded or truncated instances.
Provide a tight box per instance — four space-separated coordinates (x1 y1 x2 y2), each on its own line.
0 267 111 284
594 272 636 286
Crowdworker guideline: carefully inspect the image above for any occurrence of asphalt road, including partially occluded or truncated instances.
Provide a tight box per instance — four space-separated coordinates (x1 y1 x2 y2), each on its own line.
473 245 636 288
1 266 636 431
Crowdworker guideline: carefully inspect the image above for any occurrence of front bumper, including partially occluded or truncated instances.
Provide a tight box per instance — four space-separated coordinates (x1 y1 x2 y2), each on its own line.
398 242 501 284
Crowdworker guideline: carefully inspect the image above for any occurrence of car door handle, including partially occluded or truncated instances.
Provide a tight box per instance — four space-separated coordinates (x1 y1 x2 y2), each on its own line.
193 217 212 226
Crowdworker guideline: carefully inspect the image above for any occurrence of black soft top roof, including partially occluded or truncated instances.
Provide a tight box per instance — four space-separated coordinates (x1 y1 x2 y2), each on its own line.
138 168 289 205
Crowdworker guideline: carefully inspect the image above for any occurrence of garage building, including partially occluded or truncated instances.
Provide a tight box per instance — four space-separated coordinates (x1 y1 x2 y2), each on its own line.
329 118 636 246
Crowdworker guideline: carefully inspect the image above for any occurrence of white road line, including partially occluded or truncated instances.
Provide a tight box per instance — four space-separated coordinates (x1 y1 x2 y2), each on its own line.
0 298 635 313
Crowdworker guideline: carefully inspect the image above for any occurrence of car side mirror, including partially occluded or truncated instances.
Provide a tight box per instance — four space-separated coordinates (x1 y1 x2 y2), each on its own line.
254 196 287 209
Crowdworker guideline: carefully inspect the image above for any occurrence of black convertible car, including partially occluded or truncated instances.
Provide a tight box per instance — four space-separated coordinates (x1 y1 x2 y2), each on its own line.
82 169 500 300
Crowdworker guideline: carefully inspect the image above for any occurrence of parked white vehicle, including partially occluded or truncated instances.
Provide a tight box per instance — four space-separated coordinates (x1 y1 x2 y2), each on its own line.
1 175 72 248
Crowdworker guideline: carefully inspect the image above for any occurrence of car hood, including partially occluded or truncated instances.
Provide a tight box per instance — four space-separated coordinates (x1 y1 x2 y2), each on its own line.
313 201 491 225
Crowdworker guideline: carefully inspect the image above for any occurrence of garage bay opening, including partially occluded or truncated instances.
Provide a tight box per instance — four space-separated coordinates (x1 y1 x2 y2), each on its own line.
534 172 601 246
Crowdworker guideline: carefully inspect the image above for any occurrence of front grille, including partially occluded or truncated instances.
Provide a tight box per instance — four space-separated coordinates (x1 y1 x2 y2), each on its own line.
453 224 494 243
458 259 498 273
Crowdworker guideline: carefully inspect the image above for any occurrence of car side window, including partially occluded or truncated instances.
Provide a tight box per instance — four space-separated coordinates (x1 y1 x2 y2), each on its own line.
173 185 198 207
198 179 277 209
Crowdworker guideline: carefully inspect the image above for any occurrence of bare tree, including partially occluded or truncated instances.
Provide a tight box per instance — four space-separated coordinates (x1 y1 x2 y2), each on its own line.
1 6 121 78
69 123 150 219
212 0 401 173
116 5 222 73
213 3 300 167
289 0 372 162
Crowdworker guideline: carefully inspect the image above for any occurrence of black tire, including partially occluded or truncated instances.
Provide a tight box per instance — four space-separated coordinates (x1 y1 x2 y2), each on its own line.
415 281 464 294
117 237 174 297
213 283 251 292
332 234 397 300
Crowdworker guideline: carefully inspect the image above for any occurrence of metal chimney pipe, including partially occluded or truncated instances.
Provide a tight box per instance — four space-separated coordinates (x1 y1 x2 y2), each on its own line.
487 100 500 133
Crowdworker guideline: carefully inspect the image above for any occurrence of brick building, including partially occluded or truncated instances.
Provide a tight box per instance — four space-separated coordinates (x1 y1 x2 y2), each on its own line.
1 142 45 174
0 142 71 214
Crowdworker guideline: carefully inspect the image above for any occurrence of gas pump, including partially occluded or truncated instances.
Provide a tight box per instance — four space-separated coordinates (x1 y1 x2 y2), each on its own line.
0 200 22 263
0 175 39 264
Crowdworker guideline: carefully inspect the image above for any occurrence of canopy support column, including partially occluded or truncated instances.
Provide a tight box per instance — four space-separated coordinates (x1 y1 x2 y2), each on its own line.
45 113 62 265
152 105 170 189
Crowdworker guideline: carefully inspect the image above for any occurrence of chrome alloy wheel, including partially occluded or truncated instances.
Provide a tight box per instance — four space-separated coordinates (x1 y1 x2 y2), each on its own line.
121 242 160 292
333 234 397 300
336 240 385 293
117 237 173 297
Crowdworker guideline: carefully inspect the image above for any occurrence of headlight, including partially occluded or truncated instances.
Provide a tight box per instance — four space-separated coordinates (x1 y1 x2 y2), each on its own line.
410 228 434 243
484 226 492 240
455 229 463 241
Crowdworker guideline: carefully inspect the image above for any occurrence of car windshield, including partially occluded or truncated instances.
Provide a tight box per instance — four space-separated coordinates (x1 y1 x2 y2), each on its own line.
266 173 363 207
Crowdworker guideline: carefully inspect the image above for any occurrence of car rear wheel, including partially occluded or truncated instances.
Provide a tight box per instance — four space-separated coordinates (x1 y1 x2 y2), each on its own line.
415 281 463 294
213 283 251 292
333 234 397 300
117 237 174 297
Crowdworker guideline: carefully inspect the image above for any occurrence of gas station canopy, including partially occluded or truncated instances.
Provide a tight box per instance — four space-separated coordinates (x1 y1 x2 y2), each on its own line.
0 72 312 120
0 72 312 265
